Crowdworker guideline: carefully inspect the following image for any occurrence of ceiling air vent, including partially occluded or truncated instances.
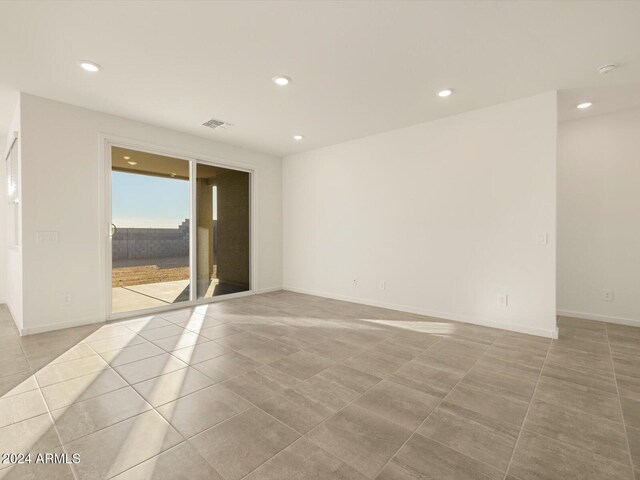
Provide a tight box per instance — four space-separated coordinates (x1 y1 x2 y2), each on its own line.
202 118 230 130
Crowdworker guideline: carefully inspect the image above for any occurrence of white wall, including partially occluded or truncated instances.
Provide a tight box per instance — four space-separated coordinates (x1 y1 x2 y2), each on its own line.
18 93 282 334
558 107 640 326
283 92 558 338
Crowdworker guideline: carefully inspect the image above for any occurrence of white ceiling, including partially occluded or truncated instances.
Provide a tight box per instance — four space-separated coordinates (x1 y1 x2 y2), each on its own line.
1 1 639 156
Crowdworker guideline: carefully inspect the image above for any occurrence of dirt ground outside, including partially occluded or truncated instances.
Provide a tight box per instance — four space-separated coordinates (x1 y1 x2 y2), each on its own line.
112 256 192 287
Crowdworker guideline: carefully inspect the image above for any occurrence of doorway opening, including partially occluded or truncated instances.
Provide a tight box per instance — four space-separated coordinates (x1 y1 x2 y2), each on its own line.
109 145 251 316
196 163 250 298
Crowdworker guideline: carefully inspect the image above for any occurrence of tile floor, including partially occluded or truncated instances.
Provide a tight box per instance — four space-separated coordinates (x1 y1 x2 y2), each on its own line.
0 292 639 479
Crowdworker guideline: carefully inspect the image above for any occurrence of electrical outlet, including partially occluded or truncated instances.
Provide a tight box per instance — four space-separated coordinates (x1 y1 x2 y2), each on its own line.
498 294 508 307
379 280 386 290
602 290 614 302
353 279 358 288
63 294 72 306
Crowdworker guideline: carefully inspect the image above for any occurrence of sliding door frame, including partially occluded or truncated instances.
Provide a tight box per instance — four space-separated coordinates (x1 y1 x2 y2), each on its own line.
100 134 257 321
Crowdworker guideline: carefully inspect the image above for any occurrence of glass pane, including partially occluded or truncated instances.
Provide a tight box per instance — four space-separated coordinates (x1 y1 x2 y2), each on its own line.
111 147 190 314
196 163 250 298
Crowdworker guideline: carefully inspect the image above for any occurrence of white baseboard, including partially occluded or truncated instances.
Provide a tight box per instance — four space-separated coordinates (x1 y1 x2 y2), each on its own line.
557 309 640 328
283 286 559 339
19 288 284 336
20 316 106 336
255 286 283 294
19 286 572 339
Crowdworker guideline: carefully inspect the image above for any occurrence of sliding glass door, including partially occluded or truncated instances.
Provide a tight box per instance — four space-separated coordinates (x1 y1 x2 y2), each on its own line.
195 163 250 298
109 146 250 316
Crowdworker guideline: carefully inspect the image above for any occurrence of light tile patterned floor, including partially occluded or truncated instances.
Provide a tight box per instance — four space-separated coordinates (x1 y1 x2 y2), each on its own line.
0 292 639 479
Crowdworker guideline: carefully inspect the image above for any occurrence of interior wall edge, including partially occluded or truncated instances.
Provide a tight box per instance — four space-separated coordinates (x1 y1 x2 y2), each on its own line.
4 300 23 335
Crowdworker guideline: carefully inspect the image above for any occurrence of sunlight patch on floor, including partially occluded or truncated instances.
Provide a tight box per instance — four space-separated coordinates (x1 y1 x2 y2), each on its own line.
360 318 458 334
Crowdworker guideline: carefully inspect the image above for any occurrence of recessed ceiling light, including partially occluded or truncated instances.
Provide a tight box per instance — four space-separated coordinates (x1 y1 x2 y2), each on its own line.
272 75 291 86
597 64 616 75
79 61 102 72
293 135 304 141
123 156 131 160
576 102 593 109
438 89 454 97
170 173 177 177
127 161 138 166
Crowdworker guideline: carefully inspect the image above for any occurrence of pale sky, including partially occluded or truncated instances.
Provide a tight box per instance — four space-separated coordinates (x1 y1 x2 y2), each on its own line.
112 171 217 228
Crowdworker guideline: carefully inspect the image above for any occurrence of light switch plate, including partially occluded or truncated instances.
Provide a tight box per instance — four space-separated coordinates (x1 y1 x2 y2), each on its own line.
498 294 508 307
37 231 59 244
536 232 548 245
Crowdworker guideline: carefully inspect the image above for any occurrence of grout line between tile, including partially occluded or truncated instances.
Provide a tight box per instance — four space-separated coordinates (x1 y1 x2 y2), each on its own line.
368 331 504 479
218 331 493 479
30 369 80 480
606 322 636 471
80 335 198 480
228 335 450 479
11 301 638 480
501 330 553 480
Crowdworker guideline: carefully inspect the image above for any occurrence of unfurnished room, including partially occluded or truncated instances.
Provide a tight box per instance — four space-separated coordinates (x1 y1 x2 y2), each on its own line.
1 1 639 479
